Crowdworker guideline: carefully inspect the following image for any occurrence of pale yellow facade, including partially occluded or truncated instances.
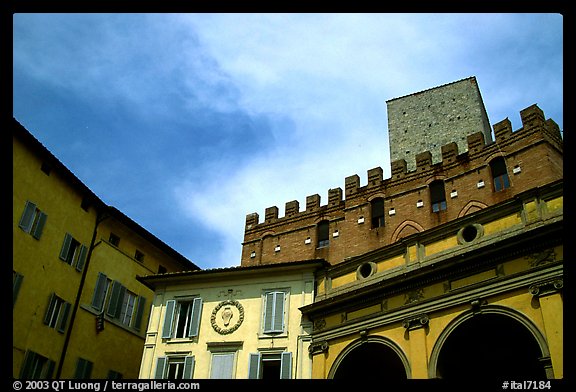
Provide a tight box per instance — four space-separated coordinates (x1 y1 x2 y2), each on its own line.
138 261 324 379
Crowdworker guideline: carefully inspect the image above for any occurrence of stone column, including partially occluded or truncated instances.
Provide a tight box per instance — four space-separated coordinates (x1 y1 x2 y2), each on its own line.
530 279 563 379
403 314 430 379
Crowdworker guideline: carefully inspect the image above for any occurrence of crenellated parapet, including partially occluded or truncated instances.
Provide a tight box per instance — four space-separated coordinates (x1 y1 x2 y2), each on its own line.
245 104 561 230
242 103 562 267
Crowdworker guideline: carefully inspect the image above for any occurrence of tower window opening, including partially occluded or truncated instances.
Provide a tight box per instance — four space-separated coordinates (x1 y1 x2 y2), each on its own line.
490 157 510 192
317 220 330 248
430 180 447 212
371 198 385 228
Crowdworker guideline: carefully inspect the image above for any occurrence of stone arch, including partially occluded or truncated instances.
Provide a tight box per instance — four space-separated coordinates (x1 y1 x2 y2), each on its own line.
458 200 489 218
328 335 411 379
391 220 425 243
428 305 551 379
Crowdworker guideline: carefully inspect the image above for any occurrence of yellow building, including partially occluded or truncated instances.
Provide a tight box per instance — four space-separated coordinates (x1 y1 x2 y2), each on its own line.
13 118 199 379
138 260 326 379
303 180 563 379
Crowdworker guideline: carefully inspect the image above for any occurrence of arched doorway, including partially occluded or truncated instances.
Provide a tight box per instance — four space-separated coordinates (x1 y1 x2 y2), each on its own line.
330 337 409 379
433 310 549 379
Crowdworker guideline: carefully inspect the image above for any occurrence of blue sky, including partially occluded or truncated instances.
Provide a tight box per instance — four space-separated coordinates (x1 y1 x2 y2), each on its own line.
13 13 563 269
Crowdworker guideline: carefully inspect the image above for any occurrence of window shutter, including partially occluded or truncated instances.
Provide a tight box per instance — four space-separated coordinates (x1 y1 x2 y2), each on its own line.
247 353 261 379
133 296 146 331
75 358 93 379
161 300 176 339
19 201 36 233
187 297 203 337
57 302 71 333
272 292 285 332
13 272 23 308
32 212 47 239
59 233 73 262
75 245 88 272
44 359 56 379
211 353 235 379
154 357 167 379
43 293 56 325
264 291 285 333
91 273 108 311
20 351 37 378
106 281 126 318
280 352 293 379
183 356 195 379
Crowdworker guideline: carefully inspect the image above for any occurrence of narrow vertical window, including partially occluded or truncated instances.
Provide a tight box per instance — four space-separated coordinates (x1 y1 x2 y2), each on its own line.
74 358 93 379
370 197 385 228
317 220 330 248
13 271 24 308
263 291 285 334
430 180 447 212
490 157 510 192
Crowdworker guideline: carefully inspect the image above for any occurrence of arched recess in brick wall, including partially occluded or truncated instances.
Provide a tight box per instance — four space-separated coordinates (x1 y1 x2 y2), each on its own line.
458 201 489 218
390 220 425 243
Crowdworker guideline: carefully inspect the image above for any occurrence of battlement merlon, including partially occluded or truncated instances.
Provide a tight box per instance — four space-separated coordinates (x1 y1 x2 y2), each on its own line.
244 103 560 228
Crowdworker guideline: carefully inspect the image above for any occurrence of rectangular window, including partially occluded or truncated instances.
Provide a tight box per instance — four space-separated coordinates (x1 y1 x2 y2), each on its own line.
74 357 93 379
317 220 330 248
161 297 203 339
18 201 47 239
19 351 55 379
107 370 123 379
59 233 88 272
90 273 146 330
371 198 385 228
210 353 235 379
135 250 145 262
490 157 511 192
155 356 195 379
109 233 120 247
262 291 286 334
247 352 292 379
430 181 447 213
43 293 71 333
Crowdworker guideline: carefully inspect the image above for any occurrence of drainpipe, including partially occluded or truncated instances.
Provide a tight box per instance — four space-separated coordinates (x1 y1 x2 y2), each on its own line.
55 206 108 378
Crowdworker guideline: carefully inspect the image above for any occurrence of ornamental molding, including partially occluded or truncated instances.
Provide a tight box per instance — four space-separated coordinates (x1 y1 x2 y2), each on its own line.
529 277 563 298
308 340 329 355
211 300 245 335
402 313 429 330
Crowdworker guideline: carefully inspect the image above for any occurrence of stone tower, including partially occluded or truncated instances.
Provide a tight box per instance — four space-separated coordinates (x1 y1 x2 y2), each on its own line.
386 76 493 171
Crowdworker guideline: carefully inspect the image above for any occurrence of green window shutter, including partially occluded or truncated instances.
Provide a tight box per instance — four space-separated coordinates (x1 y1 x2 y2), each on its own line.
43 293 56 325
75 244 88 272
74 358 93 379
264 291 285 333
32 211 47 239
59 233 73 262
247 353 261 379
183 356 195 379
19 350 37 378
187 297 203 337
133 296 146 331
19 201 36 233
91 272 108 311
57 302 71 333
280 352 292 379
210 353 235 379
161 300 176 339
106 281 126 318
154 357 167 379
13 272 23 308
44 359 56 379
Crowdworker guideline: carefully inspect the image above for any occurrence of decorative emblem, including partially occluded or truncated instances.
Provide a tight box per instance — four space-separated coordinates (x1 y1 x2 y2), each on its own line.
211 300 244 335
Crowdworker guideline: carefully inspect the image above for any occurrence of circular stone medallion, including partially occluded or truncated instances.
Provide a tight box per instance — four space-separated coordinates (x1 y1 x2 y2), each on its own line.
211 300 244 335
